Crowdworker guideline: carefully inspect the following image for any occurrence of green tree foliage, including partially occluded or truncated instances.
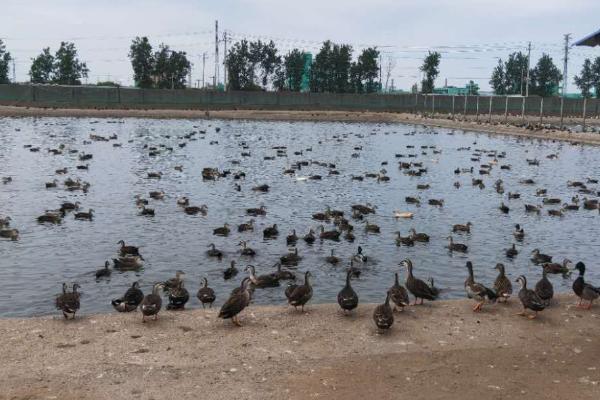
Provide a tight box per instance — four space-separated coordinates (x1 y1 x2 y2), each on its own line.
53 42 89 85
466 80 479 95
490 52 528 95
226 40 281 90
420 51 441 94
279 49 307 91
310 41 353 93
0 39 12 84
592 58 600 98
530 53 562 97
574 58 594 98
490 59 506 95
350 47 380 93
152 44 191 89
29 48 55 83
226 40 260 90
129 37 154 88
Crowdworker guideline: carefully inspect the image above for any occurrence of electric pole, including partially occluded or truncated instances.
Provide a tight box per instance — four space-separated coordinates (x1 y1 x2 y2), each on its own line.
222 31 228 89
12 58 16 83
201 52 206 89
525 42 531 97
214 20 219 88
562 33 571 97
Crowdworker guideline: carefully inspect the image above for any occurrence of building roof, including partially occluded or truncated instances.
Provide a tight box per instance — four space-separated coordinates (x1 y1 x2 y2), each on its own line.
574 28 600 46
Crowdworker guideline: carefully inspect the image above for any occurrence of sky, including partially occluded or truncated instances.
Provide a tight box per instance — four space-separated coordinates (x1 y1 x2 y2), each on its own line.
3 0 600 92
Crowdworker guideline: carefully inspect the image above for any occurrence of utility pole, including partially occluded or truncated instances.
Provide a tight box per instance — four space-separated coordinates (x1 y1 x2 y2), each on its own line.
201 52 206 89
222 31 228 89
525 41 531 97
214 20 219 88
562 33 571 97
12 58 16 83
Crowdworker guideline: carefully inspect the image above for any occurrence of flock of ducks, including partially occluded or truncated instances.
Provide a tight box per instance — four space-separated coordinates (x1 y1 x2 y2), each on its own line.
2 121 600 333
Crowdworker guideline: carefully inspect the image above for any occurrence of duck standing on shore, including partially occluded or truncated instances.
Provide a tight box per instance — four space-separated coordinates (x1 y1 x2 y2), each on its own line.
515 276 546 319
373 290 394 332
464 262 497 312
285 271 313 312
401 259 438 305
337 270 359 315
493 263 512 303
55 283 81 319
572 262 600 309
389 273 410 312
111 282 144 312
197 277 216 308
219 278 252 326
141 283 165 322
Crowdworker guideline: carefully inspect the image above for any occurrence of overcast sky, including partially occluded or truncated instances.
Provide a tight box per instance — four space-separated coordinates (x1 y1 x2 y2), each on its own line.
3 0 600 92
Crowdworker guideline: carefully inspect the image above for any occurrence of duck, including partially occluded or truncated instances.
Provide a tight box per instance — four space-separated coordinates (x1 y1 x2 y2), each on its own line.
513 224 525 240
427 278 440 298
45 179 58 188
37 210 63 224
400 259 438 304
534 266 554 306
352 246 368 263
505 243 518 258
428 199 444 207
141 283 165 322
138 206 155 216
95 261 111 279
74 209 94 220
446 236 468 253
166 279 190 310
285 271 313 312
177 196 189 206
219 278 252 326
213 223 230 236
542 258 572 277
389 273 410 312
524 204 541 214
319 225 340 241
351 203 376 215
337 270 359 314
452 222 472 233
280 248 302 265
111 282 144 312
117 240 142 258
572 262 600 309
149 191 165 200
55 283 81 319
344 227 355 242
239 241 256 256
515 275 546 319
184 205 208 215
405 196 420 205
562 202 579 211
507 192 520 199
0 216 10 228
326 249 340 265
246 205 267 216
464 261 497 312
113 255 143 270
237 219 255 232
0 228 19 241
196 277 216 308
372 290 394 332
530 249 552 264
364 220 380 234
547 209 563 217
393 210 414 219
395 231 414 246
493 263 512 303
263 224 279 239
303 229 316 244
207 243 223 258
312 211 330 221
409 228 430 242
270 262 296 281
164 270 185 292
223 261 238 280
499 202 510 214
286 229 298 245
245 265 280 288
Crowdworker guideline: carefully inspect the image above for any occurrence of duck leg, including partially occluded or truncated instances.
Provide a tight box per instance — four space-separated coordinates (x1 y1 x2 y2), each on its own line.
527 311 537 319
232 316 242 327
515 307 527 317
584 300 593 310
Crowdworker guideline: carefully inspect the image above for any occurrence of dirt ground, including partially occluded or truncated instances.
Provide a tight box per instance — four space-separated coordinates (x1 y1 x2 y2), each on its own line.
1 105 600 146
1 295 598 400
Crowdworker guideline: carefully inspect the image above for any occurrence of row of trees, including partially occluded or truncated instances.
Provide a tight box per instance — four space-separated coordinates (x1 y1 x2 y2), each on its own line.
574 58 600 98
490 52 562 97
29 42 89 85
0 39 12 84
129 37 191 89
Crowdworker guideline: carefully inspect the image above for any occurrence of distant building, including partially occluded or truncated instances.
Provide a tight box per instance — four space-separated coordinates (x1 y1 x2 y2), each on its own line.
433 86 470 95
574 29 600 47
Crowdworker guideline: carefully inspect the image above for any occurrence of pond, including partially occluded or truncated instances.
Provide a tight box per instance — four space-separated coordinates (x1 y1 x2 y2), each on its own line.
0 117 598 317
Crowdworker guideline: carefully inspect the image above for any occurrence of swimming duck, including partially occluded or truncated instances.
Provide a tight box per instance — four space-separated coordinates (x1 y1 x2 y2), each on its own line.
286 229 298 245
223 261 238 280
409 228 430 242
446 236 468 253
213 223 230 236
572 262 600 309
352 246 368 263
0 227 18 240
337 270 359 315
372 291 394 332
263 224 279 239
252 184 269 192
285 271 313 312
507 192 520 199
45 179 58 189
312 211 330 221
0 216 10 228
464 261 497 312
428 199 444 207
542 258 572 277
562 202 579 211
499 202 510 214
405 196 420 205
149 191 165 200
401 259 438 304
393 210 414 219
245 265 280 288
207 243 223 258
452 222 472 233
238 241 255 257
395 231 414 246
364 220 380 234
515 275 546 319
547 209 563 217
531 249 552 264
55 283 81 319
184 205 208 215
326 249 340 265
117 240 142 258
493 263 512 303
303 229 316 244
344 227 355 242
113 255 144 270
177 196 189 206
237 219 255 232
534 266 554 306
524 204 541 214
111 282 144 312
270 262 296 281
319 225 340 241
389 273 410 312
74 209 94 221
138 206 155 216
513 224 525 240
196 277 216 308
95 261 111 279
280 248 302 265
37 210 63 224
219 278 252 326
351 203 376 215
505 243 518 258
246 206 267 216
141 283 164 322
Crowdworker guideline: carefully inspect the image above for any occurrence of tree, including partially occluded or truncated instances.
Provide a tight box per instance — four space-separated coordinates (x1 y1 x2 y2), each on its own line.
592 57 600 98
574 59 594 98
466 80 479 95
152 44 191 89
53 42 88 85
29 48 55 83
0 39 12 84
530 53 562 97
504 52 528 95
420 51 441 94
310 41 353 93
490 59 506 94
129 37 154 88
280 49 307 91
350 47 380 93
226 40 259 91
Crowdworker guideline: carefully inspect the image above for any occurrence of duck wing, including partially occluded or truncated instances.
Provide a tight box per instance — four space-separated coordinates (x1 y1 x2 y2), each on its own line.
219 291 248 319
408 277 438 300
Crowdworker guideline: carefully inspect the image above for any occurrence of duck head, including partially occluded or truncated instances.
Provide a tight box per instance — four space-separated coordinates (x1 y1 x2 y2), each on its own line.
515 275 527 288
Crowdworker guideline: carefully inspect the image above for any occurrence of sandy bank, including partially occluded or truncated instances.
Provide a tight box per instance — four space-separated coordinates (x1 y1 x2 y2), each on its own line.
1 294 598 400
1 105 600 146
